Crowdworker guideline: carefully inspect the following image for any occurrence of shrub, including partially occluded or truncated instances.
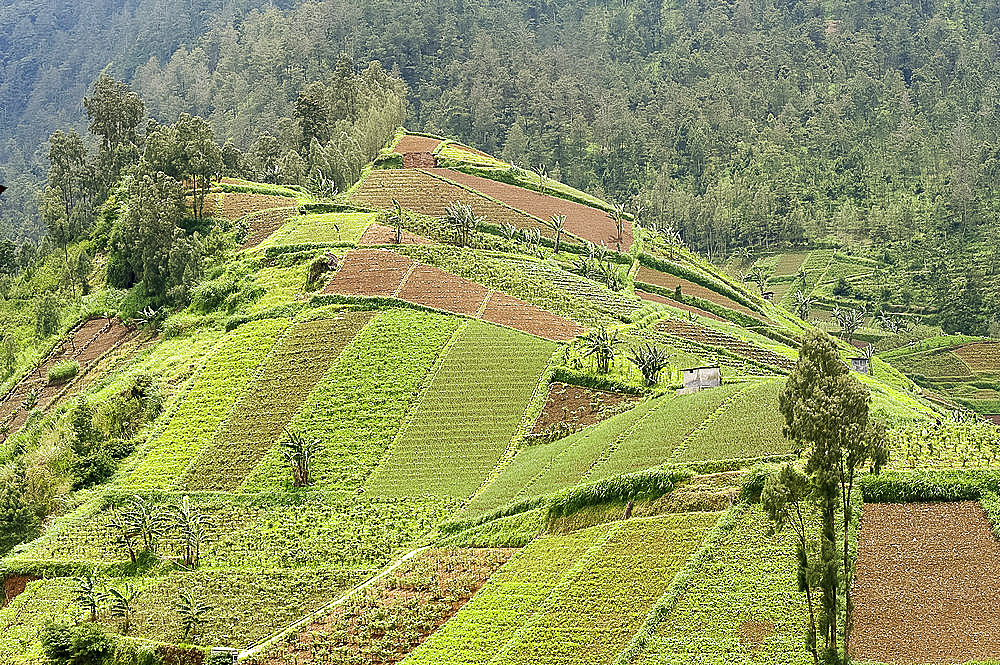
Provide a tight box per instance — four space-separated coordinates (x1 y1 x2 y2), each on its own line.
859 469 1000 502
41 621 115 665
48 359 81 385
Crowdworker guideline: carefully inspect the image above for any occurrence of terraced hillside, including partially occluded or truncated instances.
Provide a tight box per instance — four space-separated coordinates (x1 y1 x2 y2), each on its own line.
0 131 959 665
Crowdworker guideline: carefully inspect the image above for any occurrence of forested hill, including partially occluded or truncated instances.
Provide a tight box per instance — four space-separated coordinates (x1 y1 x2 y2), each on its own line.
5 1 1000 286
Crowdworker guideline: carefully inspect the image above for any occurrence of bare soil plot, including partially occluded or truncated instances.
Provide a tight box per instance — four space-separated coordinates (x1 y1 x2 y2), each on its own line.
393 134 442 154
0 318 138 440
241 206 299 249
656 319 797 372
531 382 640 440
397 264 491 315
432 168 634 251
204 192 299 220
323 249 415 297
358 223 433 246
636 266 765 322
351 169 547 234
955 342 1000 372
325 250 583 341
851 501 1000 664
636 289 726 322
481 292 585 341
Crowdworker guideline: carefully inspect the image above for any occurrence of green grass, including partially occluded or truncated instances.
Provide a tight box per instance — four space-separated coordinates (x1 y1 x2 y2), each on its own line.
256 211 377 249
245 262 310 314
244 308 462 492
367 319 555 499
178 313 374 490
124 319 291 489
675 380 793 462
636 505 811 665
408 513 717 665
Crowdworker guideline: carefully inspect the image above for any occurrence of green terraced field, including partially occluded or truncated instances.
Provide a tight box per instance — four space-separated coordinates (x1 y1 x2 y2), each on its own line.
256 211 377 248
5 493 453 571
124 319 291 489
244 308 462 491
676 380 793 462
636 506 811 665
179 313 374 490
407 512 718 665
367 319 555 499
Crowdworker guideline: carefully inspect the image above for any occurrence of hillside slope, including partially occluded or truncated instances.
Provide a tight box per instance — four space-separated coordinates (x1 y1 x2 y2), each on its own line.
0 133 955 665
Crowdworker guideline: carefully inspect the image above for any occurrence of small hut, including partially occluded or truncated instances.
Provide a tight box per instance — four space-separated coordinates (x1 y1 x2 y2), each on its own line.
679 366 722 394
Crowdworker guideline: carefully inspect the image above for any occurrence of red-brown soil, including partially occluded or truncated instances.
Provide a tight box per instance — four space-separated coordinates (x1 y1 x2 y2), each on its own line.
394 134 442 155
358 223 433 246
0 318 138 441
350 169 548 234
636 266 767 323
636 289 726 322
3 575 38 608
397 264 491 315
655 319 797 371
481 292 585 342
530 382 640 440
203 193 299 221
251 548 516 665
324 250 584 341
431 169 634 252
851 502 1000 664
403 153 437 168
241 206 299 249
323 249 415 297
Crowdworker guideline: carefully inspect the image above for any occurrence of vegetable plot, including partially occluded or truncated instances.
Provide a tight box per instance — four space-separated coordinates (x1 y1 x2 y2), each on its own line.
125 318 290 490
367 320 555 499
256 211 377 249
243 309 461 492
178 313 374 491
638 506 811 665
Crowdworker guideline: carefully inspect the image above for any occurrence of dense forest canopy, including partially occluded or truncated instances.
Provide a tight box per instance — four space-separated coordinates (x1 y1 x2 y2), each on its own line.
4 0 1000 289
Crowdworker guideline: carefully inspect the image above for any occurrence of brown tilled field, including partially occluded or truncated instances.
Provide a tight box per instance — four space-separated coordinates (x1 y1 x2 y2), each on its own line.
325 250 584 341
241 206 299 249
393 134 442 155
396 264 491 315
323 249 414 297
431 168 634 251
358 223 433 246
636 266 766 322
481 292 584 341
851 501 1000 664
0 318 137 440
954 342 1000 372
636 289 725 322
203 193 299 221
656 318 797 371
531 382 639 438
350 169 547 234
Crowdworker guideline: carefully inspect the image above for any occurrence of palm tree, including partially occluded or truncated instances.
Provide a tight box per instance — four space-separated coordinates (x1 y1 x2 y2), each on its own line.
124 494 167 554
170 495 213 569
281 429 320 487
579 326 626 374
443 200 482 247
106 583 141 635
176 592 213 643
628 343 673 386
544 214 567 254
793 290 815 321
609 203 626 250
388 198 404 244
73 569 102 623
861 344 876 375
745 266 769 295
106 506 140 563
833 305 867 346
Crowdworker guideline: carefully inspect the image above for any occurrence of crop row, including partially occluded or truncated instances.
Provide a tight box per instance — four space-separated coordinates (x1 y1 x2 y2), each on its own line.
243 308 462 492
366 319 556 499
250 548 517 665
676 380 792 462
256 211 377 249
636 267 765 323
241 206 300 249
436 142 509 168
8 493 454 571
636 506 811 665
409 513 717 664
178 314 375 491
204 192 300 221
655 319 797 372
125 319 291 490
954 342 1000 372
887 348 972 379
0 568 364 657
887 419 1000 471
